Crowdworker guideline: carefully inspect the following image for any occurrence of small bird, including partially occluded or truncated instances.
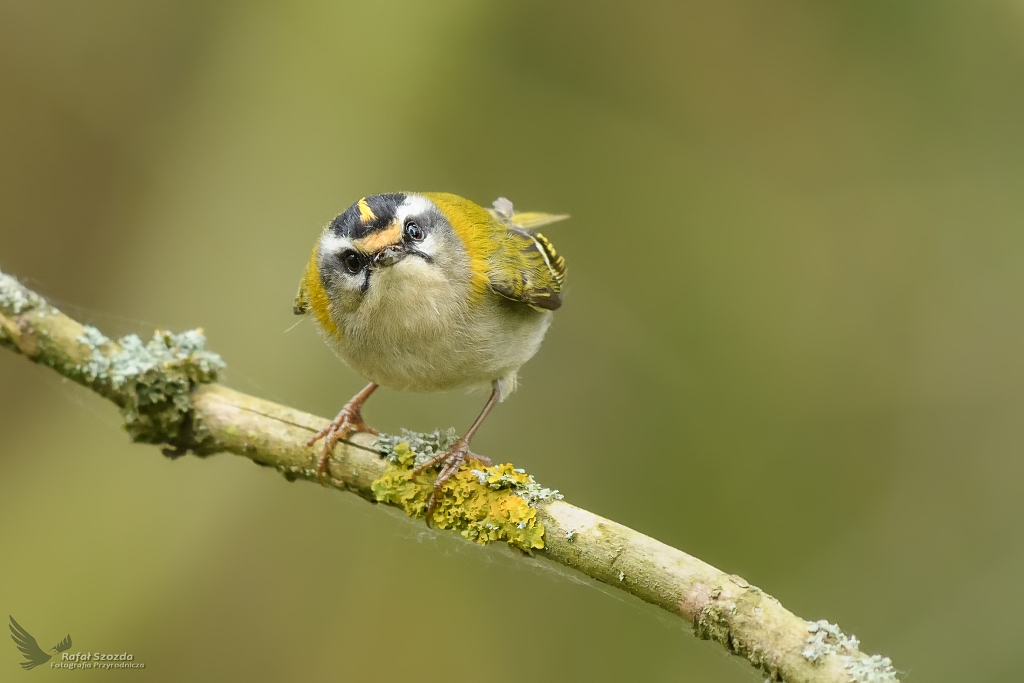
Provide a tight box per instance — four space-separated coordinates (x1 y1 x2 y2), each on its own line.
295 192 567 519
9 616 72 670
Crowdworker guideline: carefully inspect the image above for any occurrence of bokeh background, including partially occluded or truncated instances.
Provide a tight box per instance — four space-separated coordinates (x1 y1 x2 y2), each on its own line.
2 1 1022 681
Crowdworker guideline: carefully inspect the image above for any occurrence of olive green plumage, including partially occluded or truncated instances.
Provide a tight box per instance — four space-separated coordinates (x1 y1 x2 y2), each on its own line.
484 197 567 311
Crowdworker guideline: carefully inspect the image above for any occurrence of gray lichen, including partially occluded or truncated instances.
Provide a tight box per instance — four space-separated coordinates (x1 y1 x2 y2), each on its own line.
802 620 898 682
801 620 851 662
843 653 898 683
376 428 458 467
470 465 564 506
0 272 37 315
75 326 225 447
2 266 226 454
77 327 223 387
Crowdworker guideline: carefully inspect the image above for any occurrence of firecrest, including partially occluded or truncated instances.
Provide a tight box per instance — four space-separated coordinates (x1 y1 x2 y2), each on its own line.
294 192 567 519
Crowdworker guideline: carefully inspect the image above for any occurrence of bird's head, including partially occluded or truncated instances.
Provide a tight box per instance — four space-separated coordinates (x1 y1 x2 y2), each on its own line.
294 192 492 336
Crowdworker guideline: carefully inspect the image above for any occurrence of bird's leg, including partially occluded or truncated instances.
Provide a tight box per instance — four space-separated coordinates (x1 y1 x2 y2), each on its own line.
412 382 500 524
307 382 379 484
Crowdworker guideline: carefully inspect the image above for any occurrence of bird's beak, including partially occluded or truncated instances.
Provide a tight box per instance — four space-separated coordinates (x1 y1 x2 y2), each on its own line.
373 245 407 268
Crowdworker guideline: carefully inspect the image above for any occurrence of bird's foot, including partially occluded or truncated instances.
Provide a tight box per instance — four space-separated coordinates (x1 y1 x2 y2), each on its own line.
412 439 492 524
307 403 377 485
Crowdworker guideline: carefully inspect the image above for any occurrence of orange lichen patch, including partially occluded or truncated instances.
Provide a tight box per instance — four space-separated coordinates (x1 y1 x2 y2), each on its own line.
371 440 547 551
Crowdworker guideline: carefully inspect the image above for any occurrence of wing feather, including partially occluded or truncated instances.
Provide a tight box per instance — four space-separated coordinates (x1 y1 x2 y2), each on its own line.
487 226 566 311
509 211 570 230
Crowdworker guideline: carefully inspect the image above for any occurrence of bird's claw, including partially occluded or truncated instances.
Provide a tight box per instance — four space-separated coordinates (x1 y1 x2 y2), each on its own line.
308 405 377 485
412 439 490 525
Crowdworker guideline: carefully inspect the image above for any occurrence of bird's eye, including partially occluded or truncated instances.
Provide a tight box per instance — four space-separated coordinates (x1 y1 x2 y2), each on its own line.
341 250 364 274
404 219 425 241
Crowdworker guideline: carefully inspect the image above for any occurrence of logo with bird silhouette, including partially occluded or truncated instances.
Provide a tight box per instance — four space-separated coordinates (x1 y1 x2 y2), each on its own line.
9 616 72 671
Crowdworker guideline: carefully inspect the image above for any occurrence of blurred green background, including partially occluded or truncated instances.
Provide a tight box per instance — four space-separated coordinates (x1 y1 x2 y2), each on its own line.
2 1 1022 681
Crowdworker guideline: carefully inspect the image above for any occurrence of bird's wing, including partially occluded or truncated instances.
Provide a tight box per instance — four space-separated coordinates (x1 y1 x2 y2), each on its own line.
9 616 52 670
53 634 73 653
508 211 570 230
486 226 566 311
486 197 570 230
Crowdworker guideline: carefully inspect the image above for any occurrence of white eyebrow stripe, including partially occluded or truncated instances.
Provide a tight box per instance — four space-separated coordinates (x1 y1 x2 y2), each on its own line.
319 234 354 255
396 195 432 223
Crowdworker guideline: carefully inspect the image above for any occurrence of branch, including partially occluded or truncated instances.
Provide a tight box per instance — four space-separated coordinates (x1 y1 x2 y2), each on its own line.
0 269 899 683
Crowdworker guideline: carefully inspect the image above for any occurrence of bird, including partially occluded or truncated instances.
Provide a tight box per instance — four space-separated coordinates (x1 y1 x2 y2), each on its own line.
9 616 72 670
294 192 567 520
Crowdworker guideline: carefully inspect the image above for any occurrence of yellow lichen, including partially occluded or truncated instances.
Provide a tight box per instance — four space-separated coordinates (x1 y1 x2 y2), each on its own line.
371 442 546 552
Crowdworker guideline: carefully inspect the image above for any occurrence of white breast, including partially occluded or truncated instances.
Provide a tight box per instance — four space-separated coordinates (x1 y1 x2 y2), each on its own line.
330 257 552 395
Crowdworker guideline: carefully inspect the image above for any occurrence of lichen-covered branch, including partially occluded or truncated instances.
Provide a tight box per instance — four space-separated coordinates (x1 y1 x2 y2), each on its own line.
0 269 899 683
